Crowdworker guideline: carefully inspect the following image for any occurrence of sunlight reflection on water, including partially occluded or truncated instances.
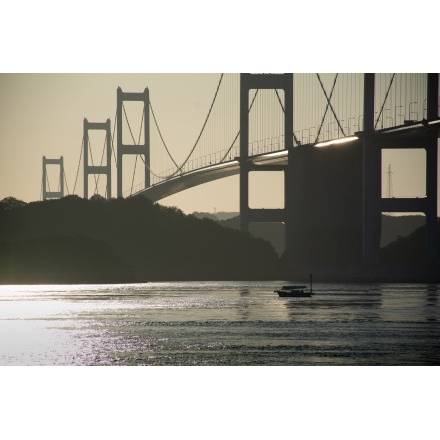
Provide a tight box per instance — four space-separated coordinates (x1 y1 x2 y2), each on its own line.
0 281 439 365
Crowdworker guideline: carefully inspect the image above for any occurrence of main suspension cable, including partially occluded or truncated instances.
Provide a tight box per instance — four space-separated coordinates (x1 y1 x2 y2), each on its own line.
73 139 84 195
220 88 260 162
122 103 137 145
168 73 225 176
275 89 300 146
46 172 51 192
130 110 145 195
136 73 226 182
375 73 396 129
111 112 117 167
95 132 108 192
63 169 70 195
315 74 340 142
88 139 98 194
149 101 179 168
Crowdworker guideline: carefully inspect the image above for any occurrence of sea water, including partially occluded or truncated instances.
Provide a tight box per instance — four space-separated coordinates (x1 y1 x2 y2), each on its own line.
0 281 439 366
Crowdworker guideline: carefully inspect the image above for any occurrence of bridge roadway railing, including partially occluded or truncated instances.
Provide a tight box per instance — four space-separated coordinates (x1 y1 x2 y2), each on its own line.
124 146 239 197
125 134 290 197
125 94 439 198
153 135 286 181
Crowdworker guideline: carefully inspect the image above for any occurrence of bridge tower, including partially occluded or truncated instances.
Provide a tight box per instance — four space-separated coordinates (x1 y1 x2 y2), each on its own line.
117 87 150 198
285 72 438 279
239 74 293 232
83 118 112 199
425 73 439 264
361 73 439 266
42 156 64 200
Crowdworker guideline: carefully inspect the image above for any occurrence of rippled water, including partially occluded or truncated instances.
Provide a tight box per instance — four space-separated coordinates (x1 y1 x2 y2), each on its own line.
0 281 439 365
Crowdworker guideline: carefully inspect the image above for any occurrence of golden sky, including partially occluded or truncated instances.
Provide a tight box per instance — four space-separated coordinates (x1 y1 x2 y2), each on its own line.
1 3 438 215
0 73 438 215
0 73 246 213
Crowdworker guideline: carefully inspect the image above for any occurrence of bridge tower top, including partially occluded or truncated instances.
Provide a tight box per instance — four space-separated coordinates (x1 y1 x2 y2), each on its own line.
83 118 112 200
116 87 150 198
240 73 294 158
239 74 293 232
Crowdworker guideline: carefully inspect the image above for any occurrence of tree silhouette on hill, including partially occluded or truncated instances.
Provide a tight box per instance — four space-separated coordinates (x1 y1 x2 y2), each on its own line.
0 195 281 284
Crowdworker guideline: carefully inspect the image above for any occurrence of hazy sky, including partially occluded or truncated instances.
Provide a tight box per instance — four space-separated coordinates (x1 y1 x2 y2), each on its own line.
1 3 438 215
0 72 302 212
0 73 244 213
0 73 438 215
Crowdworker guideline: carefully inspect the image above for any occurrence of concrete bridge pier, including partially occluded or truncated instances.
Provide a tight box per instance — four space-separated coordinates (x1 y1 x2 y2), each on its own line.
239 158 250 232
426 73 439 264
286 142 364 275
361 73 381 265
425 133 438 263
361 135 382 265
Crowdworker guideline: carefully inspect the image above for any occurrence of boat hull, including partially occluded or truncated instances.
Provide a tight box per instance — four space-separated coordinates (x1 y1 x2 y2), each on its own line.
275 290 313 298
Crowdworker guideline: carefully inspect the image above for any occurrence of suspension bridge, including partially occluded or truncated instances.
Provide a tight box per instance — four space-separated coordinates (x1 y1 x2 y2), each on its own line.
41 73 440 278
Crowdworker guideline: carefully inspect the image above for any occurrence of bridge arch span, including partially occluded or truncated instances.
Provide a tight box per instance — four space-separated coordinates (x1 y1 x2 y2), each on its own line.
133 150 289 202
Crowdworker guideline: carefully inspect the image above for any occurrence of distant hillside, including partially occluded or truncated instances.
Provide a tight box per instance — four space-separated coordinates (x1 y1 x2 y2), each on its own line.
191 213 285 256
0 196 281 284
381 214 426 247
191 211 238 221
3 197 433 285
380 219 440 266
194 212 429 255
217 216 285 257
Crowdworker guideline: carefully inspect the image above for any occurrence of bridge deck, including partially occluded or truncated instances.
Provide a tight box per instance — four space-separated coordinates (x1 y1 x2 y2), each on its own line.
134 118 439 203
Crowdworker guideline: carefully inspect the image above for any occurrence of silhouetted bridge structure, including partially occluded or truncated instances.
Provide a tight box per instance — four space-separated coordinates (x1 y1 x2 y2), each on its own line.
42 73 440 279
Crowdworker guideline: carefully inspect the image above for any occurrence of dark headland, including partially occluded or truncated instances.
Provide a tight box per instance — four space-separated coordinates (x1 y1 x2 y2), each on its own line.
0 195 281 284
0 195 439 284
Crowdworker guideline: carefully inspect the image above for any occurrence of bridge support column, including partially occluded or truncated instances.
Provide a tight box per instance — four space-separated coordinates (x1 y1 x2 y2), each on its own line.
239 159 250 232
361 73 382 264
83 118 112 199
239 73 293 233
426 134 438 263
426 73 439 263
117 87 150 198
42 156 64 200
427 73 439 121
361 137 382 264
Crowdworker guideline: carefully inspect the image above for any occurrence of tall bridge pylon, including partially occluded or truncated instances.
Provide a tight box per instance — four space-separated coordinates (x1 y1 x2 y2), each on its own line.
83 118 112 199
117 87 150 198
239 73 293 232
361 72 439 265
42 156 64 200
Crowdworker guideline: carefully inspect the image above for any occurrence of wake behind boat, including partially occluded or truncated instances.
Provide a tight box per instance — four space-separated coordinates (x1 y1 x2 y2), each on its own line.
275 275 314 298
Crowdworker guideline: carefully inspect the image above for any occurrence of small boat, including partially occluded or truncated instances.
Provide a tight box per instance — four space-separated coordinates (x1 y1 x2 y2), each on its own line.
275 275 314 298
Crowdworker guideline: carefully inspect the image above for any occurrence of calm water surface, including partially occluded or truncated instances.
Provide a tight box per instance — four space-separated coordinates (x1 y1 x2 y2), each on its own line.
0 281 439 365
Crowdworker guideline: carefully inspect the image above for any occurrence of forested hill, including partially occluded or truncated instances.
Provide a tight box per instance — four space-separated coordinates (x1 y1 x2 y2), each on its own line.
0 196 281 284
379 219 440 266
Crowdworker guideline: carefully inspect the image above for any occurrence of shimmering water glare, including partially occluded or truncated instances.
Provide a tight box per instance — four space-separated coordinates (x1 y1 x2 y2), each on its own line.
0 281 439 365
